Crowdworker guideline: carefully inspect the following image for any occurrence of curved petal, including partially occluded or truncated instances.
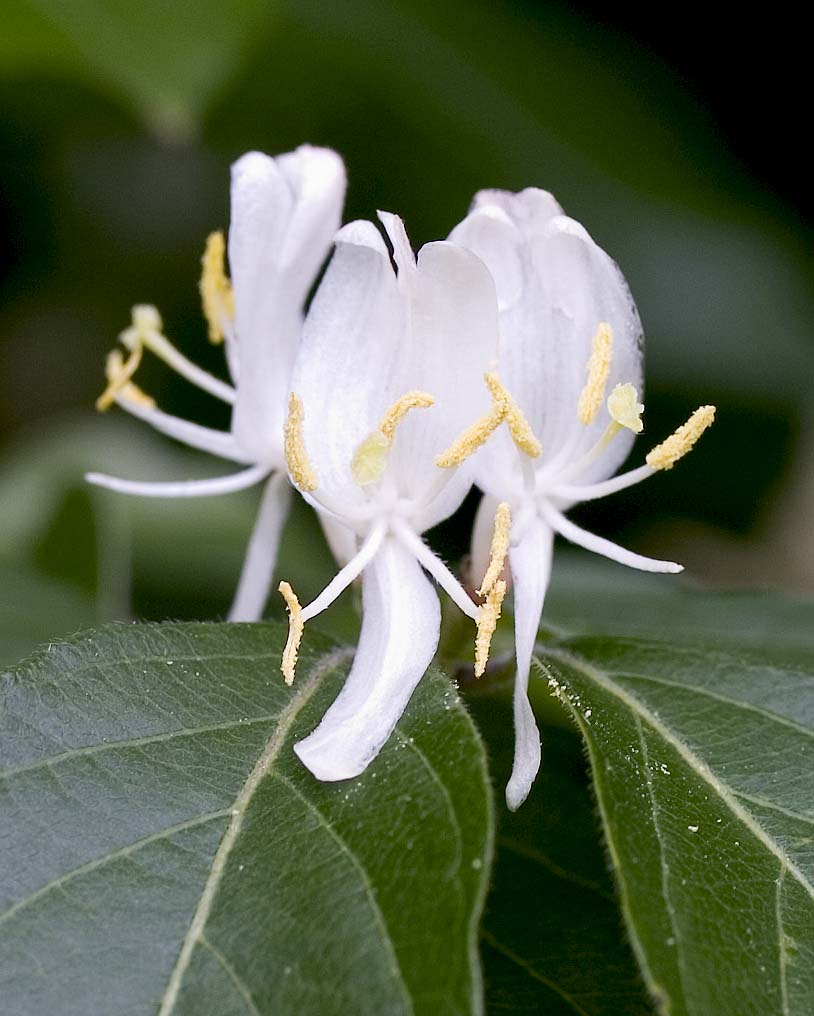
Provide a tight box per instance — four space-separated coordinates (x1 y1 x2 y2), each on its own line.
291 219 404 516
228 472 292 621
471 187 563 236
394 235 499 525
455 195 643 495
506 515 554 811
294 534 441 781
525 215 643 482
293 216 498 527
228 147 345 461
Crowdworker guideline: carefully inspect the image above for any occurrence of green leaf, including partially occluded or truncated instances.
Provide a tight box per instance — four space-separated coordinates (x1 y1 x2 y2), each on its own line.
543 554 814 663
468 692 654 1016
0 622 492 1015
533 635 814 1015
0 0 271 136
0 559 95 669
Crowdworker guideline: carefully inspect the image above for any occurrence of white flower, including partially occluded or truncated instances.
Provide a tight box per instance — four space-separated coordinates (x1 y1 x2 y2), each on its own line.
86 146 346 620
450 189 716 810
277 211 505 781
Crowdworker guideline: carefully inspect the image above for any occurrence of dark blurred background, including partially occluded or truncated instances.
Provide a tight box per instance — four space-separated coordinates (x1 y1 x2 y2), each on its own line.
1 0 812 660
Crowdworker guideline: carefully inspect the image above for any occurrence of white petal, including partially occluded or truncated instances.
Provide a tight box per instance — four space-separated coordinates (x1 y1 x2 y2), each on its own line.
448 205 523 310
276 146 348 290
228 147 345 461
471 187 563 234
377 210 417 275
86 462 270 498
455 195 643 495
294 534 441 781
528 215 644 482
294 217 498 527
292 219 405 516
506 516 553 810
395 236 499 525
228 472 292 621
114 396 254 463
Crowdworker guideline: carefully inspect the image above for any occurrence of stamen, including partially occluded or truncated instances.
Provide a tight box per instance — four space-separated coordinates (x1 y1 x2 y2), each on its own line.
435 403 505 468
475 580 507 678
379 391 435 442
96 347 154 412
436 372 541 468
477 502 511 596
199 231 235 344
284 393 318 491
352 391 435 486
278 581 303 685
118 302 236 404
577 322 613 425
484 373 542 457
646 405 716 470
474 501 511 677
607 382 644 434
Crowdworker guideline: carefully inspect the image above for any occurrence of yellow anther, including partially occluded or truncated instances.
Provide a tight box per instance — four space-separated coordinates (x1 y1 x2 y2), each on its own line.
646 405 716 471
95 347 154 412
473 502 511 677
278 581 303 686
199 231 234 344
435 403 505 469
607 382 644 434
477 502 511 596
484 373 542 458
284 393 318 492
379 391 435 442
475 580 506 678
578 322 613 425
436 372 541 468
351 391 435 487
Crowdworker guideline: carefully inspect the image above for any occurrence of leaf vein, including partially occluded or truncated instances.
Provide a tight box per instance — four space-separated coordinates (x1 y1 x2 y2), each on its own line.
199 933 261 1016
0 809 229 927
481 928 591 1016
615 670 814 742
1 714 282 781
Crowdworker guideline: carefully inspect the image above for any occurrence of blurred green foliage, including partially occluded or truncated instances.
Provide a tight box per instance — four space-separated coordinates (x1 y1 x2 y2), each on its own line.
1 0 812 644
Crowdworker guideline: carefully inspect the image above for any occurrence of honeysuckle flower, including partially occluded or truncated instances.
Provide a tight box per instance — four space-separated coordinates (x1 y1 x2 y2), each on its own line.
277 211 507 782
450 189 716 810
86 145 346 620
